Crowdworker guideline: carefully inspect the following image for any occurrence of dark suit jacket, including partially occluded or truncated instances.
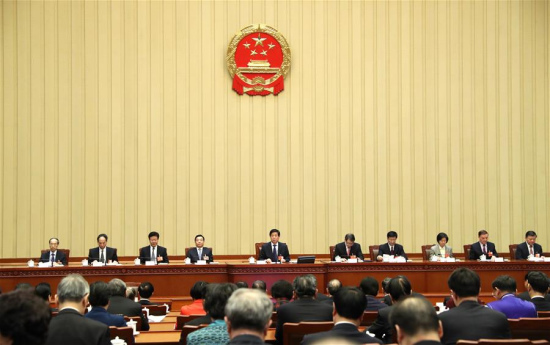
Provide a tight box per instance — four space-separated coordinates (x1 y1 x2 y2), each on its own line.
85 307 127 327
87 247 118 263
186 247 214 263
438 300 510 345
367 305 394 344
333 242 364 260
139 245 169 264
107 295 150 331
275 297 333 344
366 295 388 311
45 308 111 345
469 241 498 260
39 250 68 266
378 243 408 260
531 297 550 311
138 299 158 306
228 334 270 345
302 323 383 345
414 342 443 345
259 242 290 262
185 314 212 326
515 242 544 260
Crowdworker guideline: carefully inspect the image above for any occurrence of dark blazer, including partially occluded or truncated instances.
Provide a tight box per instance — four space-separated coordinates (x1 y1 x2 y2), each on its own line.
378 243 408 260
366 295 388 311
228 334 270 345
438 300 510 345
302 323 383 345
39 250 67 266
275 297 333 344
259 242 290 262
85 307 127 327
333 242 364 260
185 314 212 326
367 305 394 344
469 241 498 260
107 295 150 331
515 242 544 260
531 297 550 311
139 245 169 264
87 247 118 263
186 247 214 263
138 299 158 306
414 342 443 345
45 308 111 345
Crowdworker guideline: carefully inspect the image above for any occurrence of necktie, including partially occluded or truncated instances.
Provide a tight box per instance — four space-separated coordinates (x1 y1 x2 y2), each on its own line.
100 249 104 263
272 245 278 262
346 246 350 257
50 252 55 264
152 247 156 263
483 245 487 255
529 245 534 256
198 249 202 259
390 246 395 256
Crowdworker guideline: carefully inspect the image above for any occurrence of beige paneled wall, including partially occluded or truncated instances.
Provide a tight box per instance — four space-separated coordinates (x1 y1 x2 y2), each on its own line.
0 0 548 258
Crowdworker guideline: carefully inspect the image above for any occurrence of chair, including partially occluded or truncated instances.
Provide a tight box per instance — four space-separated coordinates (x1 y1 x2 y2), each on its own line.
509 244 518 260
255 242 265 259
108 326 135 345
360 311 379 326
463 244 472 260
175 315 206 330
271 311 278 327
509 318 550 341
179 325 200 345
142 304 168 316
421 244 433 261
329 246 335 261
282 321 334 345
369 245 380 261
124 316 142 331
538 311 550 318
40 249 71 266
457 340 549 345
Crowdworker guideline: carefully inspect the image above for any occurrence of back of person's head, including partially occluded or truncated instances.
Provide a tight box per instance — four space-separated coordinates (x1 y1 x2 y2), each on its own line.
333 287 367 320
235 281 249 289
225 288 273 332
448 267 480 298
527 271 550 294
251 280 267 292
390 296 440 338
327 279 341 296
126 287 137 300
203 283 238 320
108 278 127 297
491 275 516 293
138 281 155 299
57 274 90 303
359 277 379 296
388 276 412 302
0 290 51 345
189 281 208 300
35 282 51 302
15 283 33 291
387 231 398 238
293 274 317 298
89 281 111 307
271 280 293 300
381 277 392 293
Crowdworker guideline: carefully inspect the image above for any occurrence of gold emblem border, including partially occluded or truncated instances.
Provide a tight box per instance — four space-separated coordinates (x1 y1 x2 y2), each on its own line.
226 24 291 86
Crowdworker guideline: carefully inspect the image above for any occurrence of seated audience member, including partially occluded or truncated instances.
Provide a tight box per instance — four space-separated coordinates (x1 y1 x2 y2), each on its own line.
469 230 498 260
126 287 137 301
377 231 408 261
45 274 110 345
139 231 169 264
271 279 293 311
302 286 382 345
15 282 33 291
35 282 57 312
428 232 453 259
85 281 127 327
368 275 412 343
381 277 392 306
252 280 267 292
180 281 208 315
259 228 291 263
236 281 249 289
87 233 118 264
390 296 443 345
186 234 214 263
39 237 68 266
526 271 550 311
107 278 149 331
225 288 273 345
333 233 365 261
185 283 238 345
137 281 157 305
487 275 536 318
359 277 388 311
516 230 544 260
321 279 342 305
275 274 333 344
0 290 51 345
439 268 510 345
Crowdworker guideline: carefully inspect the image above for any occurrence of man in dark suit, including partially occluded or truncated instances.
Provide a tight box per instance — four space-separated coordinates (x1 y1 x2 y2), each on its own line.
139 231 169 264
275 274 333 344
390 296 443 345
87 233 118 264
259 229 291 263
377 231 408 261
439 268 510 345
333 233 365 261
302 286 382 345
45 274 111 345
516 230 544 260
226 288 274 345
526 271 550 311
359 277 388 311
107 278 150 331
85 281 127 327
186 234 214 263
469 229 498 260
39 237 67 266
137 281 158 306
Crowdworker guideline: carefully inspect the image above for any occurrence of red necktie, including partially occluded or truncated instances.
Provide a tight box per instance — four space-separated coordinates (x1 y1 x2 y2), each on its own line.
390 246 395 255
346 246 350 256
483 245 487 255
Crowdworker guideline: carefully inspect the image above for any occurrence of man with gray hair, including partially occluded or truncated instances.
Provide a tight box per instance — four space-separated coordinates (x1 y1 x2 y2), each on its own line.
275 275 333 344
225 289 273 345
106 278 150 330
45 274 110 345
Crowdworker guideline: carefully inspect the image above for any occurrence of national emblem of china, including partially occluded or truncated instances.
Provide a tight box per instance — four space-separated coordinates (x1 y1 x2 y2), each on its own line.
227 24 291 96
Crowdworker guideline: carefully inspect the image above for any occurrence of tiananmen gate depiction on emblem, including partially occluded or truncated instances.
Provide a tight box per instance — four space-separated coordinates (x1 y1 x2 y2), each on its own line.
227 24 291 96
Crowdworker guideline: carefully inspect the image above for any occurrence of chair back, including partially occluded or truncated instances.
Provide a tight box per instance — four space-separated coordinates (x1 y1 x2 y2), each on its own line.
185 247 191 257
108 326 135 345
360 311 379 326
329 246 335 261
282 321 334 345
509 244 518 260
124 316 142 331
40 249 70 266
179 325 200 345
538 311 550 318
369 245 380 261
463 244 472 260
175 315 205 330
421 244 433 260
271 311 278 326
143 304 168 316
255 242 265 259
509 317 550 341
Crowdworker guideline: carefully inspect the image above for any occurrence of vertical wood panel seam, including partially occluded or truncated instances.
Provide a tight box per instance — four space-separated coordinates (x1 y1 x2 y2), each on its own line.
409 1 414 237
422 0 427 240
373 0 378 236
531 0 537 229
446 1 452 238
397 1 403 233
495 0 502 239
434 0 440 231
385 1 390 228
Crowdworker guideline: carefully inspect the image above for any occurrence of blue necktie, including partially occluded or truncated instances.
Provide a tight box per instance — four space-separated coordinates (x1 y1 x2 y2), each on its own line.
272 245 278 262
50 252 55 263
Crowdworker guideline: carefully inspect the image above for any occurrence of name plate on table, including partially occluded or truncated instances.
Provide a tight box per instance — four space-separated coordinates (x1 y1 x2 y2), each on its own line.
145 261 156 266
92 261 105 267
347 258 358 263
256 260 267 265
196 260 207 265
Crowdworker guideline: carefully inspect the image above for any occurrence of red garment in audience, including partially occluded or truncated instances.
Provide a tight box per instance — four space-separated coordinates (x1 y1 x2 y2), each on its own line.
180 299 206 315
